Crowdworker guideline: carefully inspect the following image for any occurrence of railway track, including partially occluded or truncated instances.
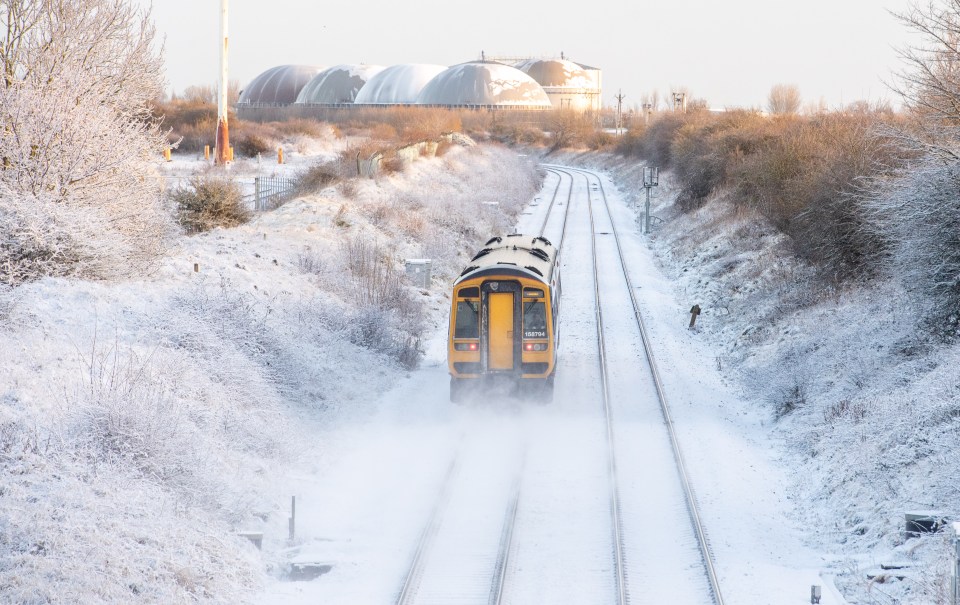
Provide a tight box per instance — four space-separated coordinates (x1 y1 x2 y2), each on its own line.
395 169 576 605
550 164 726 605
396 166 723 605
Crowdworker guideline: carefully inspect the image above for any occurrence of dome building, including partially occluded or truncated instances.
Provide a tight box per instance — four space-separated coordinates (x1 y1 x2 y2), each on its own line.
295 64 386 105
237 65 325 105
514 58 601 111
416 62 552 108
355 64 448 105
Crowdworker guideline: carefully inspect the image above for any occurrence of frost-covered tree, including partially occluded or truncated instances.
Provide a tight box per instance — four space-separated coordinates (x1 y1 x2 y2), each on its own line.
865 157 960 327
892 0 960 155
0 0 171 284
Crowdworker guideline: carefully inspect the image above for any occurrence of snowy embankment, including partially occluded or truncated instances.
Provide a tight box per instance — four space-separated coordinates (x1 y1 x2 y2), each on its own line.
0 141 540 603
552 149 957 603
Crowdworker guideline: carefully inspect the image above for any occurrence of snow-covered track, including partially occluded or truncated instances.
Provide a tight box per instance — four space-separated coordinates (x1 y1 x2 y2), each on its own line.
394 435 526 605
579 165 628 605
540 168 575 247
549 164 726 605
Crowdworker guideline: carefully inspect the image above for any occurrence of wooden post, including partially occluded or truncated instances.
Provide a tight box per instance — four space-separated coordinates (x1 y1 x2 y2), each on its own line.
193 262 199 273
228 146 234 162
689 304 701 328
277 147 284 165
163 147 171 162
204 145 210 161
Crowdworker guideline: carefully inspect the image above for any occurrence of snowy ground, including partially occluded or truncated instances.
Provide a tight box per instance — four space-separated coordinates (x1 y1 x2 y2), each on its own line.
0 137 540 603
550 150 959 604
4 135 953 604
257 165 853 605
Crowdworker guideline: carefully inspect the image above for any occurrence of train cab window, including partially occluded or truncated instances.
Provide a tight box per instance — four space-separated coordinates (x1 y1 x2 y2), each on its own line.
523 301 547 339
454 301 480 339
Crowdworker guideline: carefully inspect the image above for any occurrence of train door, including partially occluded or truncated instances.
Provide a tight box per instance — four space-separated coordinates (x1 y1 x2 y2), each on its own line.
482 281 521 372
488 292 514 370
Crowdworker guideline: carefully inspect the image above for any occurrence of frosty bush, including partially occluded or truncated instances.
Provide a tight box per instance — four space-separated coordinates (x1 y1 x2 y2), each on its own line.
295 160 340 194
63 343 210 498
0 0 171 284
0 182 162 285
339 237 425 367
173 175 250 233
865 158 960 330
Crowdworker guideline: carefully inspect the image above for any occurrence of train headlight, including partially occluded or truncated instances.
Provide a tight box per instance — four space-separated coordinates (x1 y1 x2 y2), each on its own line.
524 343 547 351
454 342 478 351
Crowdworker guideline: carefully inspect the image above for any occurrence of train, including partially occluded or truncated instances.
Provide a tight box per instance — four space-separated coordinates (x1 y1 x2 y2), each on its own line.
447 234 561 402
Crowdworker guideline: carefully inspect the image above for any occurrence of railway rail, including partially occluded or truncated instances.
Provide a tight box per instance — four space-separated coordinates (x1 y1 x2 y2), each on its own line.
397 165 723 605
395 169 575 605
549 164 726 605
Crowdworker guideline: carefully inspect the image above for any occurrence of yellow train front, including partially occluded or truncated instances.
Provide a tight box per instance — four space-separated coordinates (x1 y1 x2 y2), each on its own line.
447 234 560 402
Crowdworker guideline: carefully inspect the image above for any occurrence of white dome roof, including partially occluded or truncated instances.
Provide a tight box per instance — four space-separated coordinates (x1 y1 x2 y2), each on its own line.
416 62 551 107
238 65 325 105
514 59 594 89
295 64 386 104
355 64 448 104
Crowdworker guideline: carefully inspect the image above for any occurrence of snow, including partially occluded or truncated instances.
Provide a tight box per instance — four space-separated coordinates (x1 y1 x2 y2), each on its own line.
6 134 955 603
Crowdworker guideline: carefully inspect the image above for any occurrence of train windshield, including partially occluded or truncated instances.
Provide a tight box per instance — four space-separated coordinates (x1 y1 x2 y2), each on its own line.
454 301 480 338
523 301 547 339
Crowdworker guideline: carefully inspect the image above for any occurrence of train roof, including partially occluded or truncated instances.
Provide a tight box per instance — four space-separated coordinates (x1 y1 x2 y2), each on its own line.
454 234 558 285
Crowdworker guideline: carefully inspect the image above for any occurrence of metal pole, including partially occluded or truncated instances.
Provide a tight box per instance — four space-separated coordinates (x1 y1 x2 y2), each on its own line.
953 524 959 605
644 185 651 234
215 0 230 165
289 495 296 541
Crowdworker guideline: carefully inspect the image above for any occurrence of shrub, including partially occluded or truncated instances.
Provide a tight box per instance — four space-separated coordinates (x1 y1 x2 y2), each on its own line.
296 161 341 194
235 131 273 158
620 108 908 284
172 176 249 233
339 237 425 367
865 157 960 331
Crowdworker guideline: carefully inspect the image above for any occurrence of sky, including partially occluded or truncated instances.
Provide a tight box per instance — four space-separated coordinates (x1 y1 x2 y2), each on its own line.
145 0 918 110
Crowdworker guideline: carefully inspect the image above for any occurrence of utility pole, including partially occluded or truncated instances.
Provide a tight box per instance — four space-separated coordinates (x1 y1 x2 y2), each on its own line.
215 0 230 165
615 89 626 135
672 91 687 113
642 102 653 125
642 166 659 234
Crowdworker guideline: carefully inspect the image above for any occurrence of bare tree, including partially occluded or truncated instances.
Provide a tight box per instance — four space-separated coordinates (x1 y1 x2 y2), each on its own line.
768 84 802 115
0 0 171 284
547 110 594 150
890 0 960 157
182 83 215 104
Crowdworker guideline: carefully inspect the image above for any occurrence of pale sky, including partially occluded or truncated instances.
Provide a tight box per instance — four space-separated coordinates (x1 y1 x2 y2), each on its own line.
145 0 918 110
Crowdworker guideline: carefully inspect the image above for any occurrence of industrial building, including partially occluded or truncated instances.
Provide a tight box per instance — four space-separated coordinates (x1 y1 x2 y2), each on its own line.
236 64 324 105
514 58 602 111
236 55 602 119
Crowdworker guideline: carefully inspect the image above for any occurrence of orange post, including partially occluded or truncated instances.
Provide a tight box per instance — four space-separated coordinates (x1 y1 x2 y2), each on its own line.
215 119 229 165
277 147 284 165
163 148 171 162
204 145 210 161
228 146 234 162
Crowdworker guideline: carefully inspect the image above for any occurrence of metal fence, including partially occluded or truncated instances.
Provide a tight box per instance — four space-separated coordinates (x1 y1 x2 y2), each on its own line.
242 175 298 211
160 174 299 213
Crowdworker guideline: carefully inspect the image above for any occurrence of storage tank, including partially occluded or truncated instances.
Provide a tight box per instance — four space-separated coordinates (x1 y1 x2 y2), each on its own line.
355 64 448 104
416 62 551 108
237 64 325 105
295 64 387 105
